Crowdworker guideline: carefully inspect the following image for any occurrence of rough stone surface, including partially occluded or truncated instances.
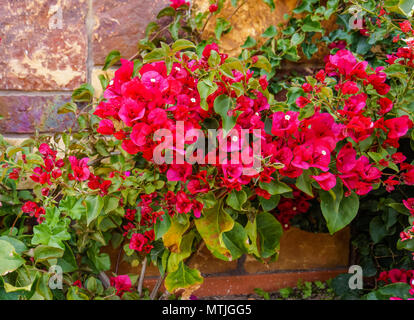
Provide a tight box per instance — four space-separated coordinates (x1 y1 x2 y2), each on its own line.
0 95 76 133
193 0 298 56
92 0 170 65
244 227 350 273
0 0 88 90
91 67 115 99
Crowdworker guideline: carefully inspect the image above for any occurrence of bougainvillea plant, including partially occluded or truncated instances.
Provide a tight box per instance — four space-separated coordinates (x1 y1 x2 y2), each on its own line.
0 0 414 300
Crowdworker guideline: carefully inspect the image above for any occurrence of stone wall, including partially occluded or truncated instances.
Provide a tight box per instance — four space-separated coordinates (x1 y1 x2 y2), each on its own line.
0 0 325 138
0 0 170 139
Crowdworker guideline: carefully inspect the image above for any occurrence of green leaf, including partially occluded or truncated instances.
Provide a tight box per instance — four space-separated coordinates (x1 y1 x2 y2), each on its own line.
103 50 121 71
59 196 85 220
169 15 181 40
85 196 104 226
198 79 218 111
378 282 412 299
214 95 240 137
291 33 305 46
369 216 388 244
57 102 78 115
172 39 195 52
226 190 247 211
145 21 159 37
320 183 359 234
0 240 25 276
293 0 318 13
34 245 64 262
295 171 314 197
72 83 94 102
0 236 27 255
259 195 280 211
397 238 414 251
163 215 190 253
215 18 231 40
67 286 90 300
241 36 257 48
252 55 272 73
157 6 176 18
259 180 292 195
222 222 249 260
143 48 167 63
387 203 410 215
32 208 71 250
262 25 278 38
256 212 283 258
301 16 323 33
154 213 171 240
167 231 196 272
262 0 275 10
57 242 78 272
195 200 234 261
165 261 203 294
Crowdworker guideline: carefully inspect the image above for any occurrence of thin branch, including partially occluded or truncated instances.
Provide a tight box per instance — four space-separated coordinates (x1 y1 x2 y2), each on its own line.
99 271 111 289
150 273 167 300
138 256 148 297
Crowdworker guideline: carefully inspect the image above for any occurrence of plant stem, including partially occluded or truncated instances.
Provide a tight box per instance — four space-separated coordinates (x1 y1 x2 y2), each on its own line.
150 273 167 300
99 271 111 289
138 256 147 297
9 211 23 236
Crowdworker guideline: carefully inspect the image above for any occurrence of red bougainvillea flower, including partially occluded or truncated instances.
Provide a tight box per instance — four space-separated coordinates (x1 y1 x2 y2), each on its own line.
209 3 218 13
271 111 299 137
21 201 46 224
68 156 90 182
384 115 413 139
169 0 189 9
296 96 311 108
8 168 20 180
400 20 412 33
312 172 337 191
110 275 132 297
403 198 414 215
72 280 82 288
378 97 393 114
97 119 115 135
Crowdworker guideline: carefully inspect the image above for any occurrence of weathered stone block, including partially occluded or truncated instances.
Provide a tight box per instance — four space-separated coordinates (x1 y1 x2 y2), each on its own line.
0 95 76 133
0 0 88 90
92 0 170 65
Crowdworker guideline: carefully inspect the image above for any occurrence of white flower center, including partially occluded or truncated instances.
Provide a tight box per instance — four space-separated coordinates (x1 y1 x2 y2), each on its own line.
321 150 327 156
293 207 297 211
175 67 181 71
191 98 196 103
284 224 289 228
232 136 238 142
109 80 114 85
150 78 156 83
285 115 291 121
255 112 260 116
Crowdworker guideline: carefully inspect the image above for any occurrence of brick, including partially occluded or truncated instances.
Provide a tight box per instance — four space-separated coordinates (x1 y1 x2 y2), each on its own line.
0 0 88 90
144 269 348 297
187 245 238 275
244 227 350 273
92 0 170 65
0 95 76 133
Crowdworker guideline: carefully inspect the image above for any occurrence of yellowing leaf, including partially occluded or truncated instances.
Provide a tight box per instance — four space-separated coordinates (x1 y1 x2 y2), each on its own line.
194 200 234 261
